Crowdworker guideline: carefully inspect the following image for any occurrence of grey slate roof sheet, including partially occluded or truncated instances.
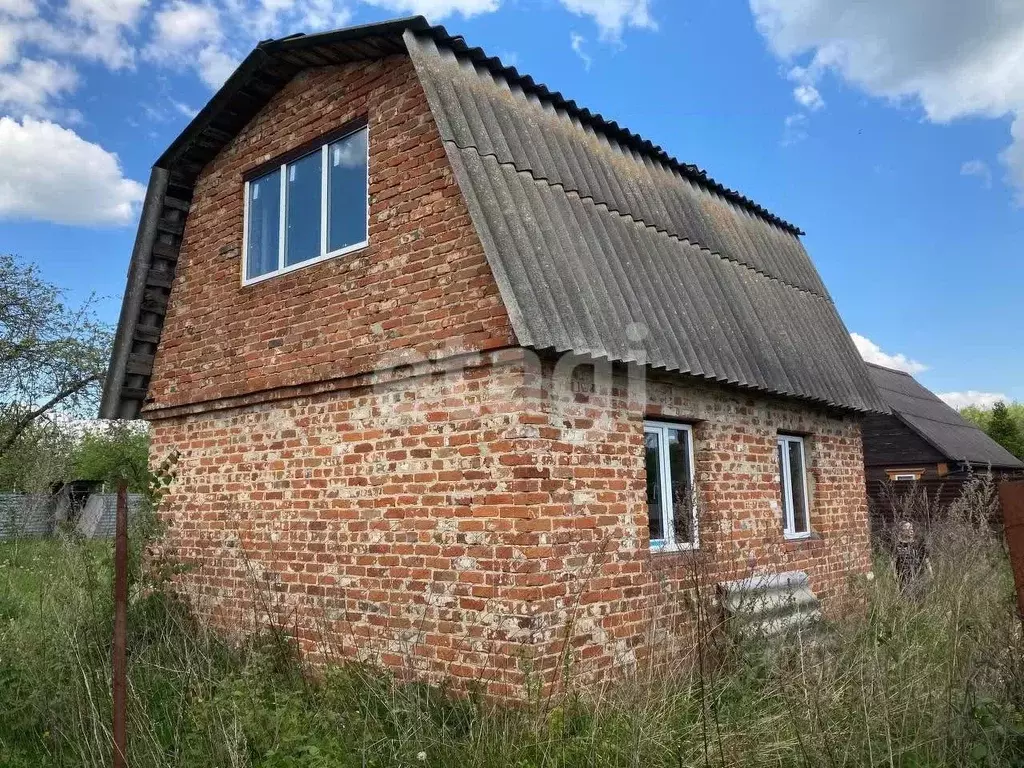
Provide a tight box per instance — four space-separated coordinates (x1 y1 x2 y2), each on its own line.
406 31 886 413
410 36 827 296
867 363 1023 468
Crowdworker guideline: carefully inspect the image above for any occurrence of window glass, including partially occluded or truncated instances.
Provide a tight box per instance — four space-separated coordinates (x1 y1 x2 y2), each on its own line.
644 422 697 549
778 436 810 537
645 431 664 542
284 151 323 267
667 427 694 544
246 170 281 278
327 128 368 253
788 439 808 534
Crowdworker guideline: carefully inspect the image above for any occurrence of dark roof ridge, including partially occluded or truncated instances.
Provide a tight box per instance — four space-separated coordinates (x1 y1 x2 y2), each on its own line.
864 361 915 376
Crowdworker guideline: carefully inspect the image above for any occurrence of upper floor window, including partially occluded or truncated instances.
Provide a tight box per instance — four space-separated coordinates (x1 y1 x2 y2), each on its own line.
243 125 368 284
777 434 811 539
644 420 697 551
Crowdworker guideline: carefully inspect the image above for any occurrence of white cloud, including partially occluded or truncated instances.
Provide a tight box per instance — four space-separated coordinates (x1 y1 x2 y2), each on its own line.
787 64 823 110
749 0 1024 203
171 98 197 117
961 159 992 188
0 117 145 225
0 0 34 18
850 332 927 375
0 25 17 66
0 58 78 118
792 83 823 110
150 0 219 48
196 45 235 87
146 0 356 89
570 31 591 70
67 0 148 28
363 0 497 19
558 0 655 40
0 0 145 78
937 391 1009 410
147 0 236 88
781 112 807 146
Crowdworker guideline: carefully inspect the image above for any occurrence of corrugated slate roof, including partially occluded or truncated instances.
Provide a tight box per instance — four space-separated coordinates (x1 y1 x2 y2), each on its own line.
866 363 1023 469
101 15 887 418
406 31 884 412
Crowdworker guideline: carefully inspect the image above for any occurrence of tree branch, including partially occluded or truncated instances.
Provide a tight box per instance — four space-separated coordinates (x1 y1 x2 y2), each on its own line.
0 373 101 458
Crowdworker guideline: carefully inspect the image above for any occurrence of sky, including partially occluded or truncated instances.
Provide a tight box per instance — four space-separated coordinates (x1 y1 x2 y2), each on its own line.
1 0 1022 406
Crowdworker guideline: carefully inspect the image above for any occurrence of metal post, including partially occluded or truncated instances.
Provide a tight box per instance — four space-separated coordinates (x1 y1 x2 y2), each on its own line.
112 483 128 768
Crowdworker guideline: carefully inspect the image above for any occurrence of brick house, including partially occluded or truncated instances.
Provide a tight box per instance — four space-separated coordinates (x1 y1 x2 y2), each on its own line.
102 17 886 696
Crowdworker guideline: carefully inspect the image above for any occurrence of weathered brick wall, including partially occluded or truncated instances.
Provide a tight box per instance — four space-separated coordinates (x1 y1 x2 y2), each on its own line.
149 351 870 696
512 357 871 687
146 55 514 411
150 352 545 698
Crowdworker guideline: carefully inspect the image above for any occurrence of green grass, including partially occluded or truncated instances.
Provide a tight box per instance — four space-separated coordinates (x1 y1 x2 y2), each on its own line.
1 497 1023 767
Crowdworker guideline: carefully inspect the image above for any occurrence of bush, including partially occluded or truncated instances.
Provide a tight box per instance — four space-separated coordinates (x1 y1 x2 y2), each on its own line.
0 478 1022 767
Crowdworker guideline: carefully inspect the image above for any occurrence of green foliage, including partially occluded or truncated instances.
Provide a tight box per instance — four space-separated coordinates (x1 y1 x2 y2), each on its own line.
987 401 1024 459
69 424 151 492
1 486 1022 767
960 401 1024 460
0 528 1015 768
959 405 992 432
0 420 74 492
0 253 111 465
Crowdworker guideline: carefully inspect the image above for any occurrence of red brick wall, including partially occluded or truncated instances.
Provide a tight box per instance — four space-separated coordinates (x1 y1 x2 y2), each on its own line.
148 351 870 696
516 358 871 686
146 55 514 411
150 353 544 698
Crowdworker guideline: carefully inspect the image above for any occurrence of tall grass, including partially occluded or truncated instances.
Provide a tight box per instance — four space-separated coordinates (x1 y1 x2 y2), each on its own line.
0 481 1022 767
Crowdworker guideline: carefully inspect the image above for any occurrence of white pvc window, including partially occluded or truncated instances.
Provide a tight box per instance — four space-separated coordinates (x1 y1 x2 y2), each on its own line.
243 126 368 284
892 473 918 482
644 421 698 551
777 435 811 539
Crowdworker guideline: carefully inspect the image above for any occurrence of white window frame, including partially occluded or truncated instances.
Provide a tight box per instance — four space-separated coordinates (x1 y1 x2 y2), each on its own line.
644 420 698 552
892 473 918 482
777 434 811 540
241 125 369 286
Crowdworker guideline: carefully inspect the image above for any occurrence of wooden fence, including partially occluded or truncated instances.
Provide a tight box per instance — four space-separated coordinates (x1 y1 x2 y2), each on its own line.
998 480 1024 618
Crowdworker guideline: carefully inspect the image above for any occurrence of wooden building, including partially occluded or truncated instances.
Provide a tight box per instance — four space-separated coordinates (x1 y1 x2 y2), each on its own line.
863 363 1022 519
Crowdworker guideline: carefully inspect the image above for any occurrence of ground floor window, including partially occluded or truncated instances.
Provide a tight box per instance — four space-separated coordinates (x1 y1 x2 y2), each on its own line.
777 434 811 538
644 421 697 550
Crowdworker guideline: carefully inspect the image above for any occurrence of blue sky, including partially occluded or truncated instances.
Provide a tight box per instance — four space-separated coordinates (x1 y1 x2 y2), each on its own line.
2 0 1022 406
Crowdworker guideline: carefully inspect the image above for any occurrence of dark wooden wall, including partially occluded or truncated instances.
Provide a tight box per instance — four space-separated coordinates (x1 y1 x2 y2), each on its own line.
862 414 946 469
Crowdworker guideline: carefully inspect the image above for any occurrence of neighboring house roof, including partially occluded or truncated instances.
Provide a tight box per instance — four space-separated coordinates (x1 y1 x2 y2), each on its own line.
101 16 887 419
865 363 1023 469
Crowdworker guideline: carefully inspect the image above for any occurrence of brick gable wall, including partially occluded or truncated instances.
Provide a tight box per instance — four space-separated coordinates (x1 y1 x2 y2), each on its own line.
146 55 514 412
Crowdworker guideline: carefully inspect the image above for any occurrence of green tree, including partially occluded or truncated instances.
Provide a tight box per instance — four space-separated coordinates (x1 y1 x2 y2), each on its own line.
0 420 74 492
0 253 111 473
959 405 991 432
987 401 1024 459
70 422 151 492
